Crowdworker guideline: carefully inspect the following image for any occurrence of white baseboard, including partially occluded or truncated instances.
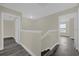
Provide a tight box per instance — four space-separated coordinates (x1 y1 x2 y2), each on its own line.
50 42 59 50
77 49 79 52
0 47 4 50
20 43 36 56
69 37 74 39
41 30 58 40
4 36 15 38
75 47 79 53
41 42 59 51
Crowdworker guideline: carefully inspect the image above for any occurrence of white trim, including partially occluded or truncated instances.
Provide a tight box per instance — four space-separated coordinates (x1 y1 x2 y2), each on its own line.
3 12 19 18
1 12 21 49
77 48 79 52
75 47 79 53
20 43 36 56
41 42 59 51
41 31 48 40
74 12 78 49
48 30 58 32
0 48 3 50
21 30 42 33
50 43 59 50
0 12 4 50
15 17 21 44
21 30 58 33
4 36 15 38
77 8 79 50
41 30 58 40
58 16 61 43
69 37 74 39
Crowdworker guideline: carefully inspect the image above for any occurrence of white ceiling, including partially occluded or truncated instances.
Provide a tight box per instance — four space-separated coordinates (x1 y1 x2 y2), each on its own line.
0 3 78 19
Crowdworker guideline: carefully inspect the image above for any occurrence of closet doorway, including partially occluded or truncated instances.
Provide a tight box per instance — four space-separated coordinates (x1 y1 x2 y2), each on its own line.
1 12 20 49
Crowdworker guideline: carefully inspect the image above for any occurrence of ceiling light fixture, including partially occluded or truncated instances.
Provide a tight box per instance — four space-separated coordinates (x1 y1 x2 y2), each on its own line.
30 16 33 19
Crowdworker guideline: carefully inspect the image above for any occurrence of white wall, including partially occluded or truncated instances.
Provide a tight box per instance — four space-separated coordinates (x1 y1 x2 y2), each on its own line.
37 15 59 51
59 13 75 37
22 17 34 30
21 15 59 55
21 17 42 56
20 30 41 56
69 18 74 38
42 31 58 50
4 20 15 38
0 15 2 49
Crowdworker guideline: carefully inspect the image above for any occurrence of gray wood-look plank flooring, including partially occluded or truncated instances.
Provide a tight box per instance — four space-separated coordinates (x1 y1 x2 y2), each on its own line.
52 37 79 56
0 38 31 56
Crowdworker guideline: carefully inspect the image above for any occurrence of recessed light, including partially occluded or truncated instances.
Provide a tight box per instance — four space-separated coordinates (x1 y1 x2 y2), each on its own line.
30 16 33 19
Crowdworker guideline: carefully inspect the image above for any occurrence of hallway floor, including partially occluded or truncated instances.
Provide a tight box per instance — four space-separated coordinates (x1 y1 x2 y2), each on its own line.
53 37 79 56
0 38 31 56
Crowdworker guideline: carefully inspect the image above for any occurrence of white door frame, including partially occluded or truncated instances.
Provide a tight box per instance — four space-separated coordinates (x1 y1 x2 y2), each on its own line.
74 12 78 49
58 12 78 49
1 12 21 49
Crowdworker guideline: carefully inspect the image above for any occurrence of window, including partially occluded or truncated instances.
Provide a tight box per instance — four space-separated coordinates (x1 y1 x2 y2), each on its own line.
60 24 66 33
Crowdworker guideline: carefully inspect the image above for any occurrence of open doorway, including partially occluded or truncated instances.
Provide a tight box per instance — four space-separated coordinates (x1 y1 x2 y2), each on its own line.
0 12 31 56
54 12 79 56
1 12 20 49
59 13 76 38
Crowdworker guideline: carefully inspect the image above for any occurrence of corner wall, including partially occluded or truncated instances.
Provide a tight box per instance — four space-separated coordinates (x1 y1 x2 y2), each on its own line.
36 15 59 51
21 14 59 53
21 17 42 56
